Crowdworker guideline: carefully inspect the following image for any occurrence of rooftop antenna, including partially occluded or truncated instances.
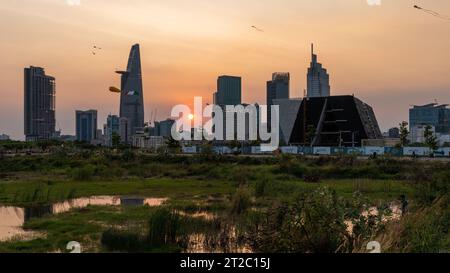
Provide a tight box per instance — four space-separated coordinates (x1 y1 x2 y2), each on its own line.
154 109 158 124
150 109 155 126
311 43 317 64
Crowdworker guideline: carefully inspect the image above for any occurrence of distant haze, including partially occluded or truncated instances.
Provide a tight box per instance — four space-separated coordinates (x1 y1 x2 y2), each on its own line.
1 0 450 140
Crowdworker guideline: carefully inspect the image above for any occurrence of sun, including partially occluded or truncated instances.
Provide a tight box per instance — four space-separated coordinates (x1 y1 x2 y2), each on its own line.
188 114 194 120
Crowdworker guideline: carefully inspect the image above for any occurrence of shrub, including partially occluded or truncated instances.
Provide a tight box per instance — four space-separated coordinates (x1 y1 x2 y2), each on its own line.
378 196 450 253
249 187 387 253
101 229 144 252
254 179 268 198
71 165 96 181
413 170 450 205
230 188 251 215
121 149 136 162
303 168 321 183
148 208 181 247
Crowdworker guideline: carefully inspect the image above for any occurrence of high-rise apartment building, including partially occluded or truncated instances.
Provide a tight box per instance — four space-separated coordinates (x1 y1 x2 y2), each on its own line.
104 115 120 147
213 76 242 106
409 103 450 134
24 66 56 141
76 110 98 142
267 72 290 128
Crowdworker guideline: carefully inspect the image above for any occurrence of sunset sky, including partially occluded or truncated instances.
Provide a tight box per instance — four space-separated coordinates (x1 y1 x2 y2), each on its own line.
1 0 450 140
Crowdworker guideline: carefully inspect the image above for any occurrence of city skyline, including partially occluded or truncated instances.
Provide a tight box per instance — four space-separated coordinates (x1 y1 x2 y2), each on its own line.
1 0 450 139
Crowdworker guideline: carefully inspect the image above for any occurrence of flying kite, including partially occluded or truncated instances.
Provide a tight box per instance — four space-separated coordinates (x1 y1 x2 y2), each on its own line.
251 25 264 32
108 86 139 96
414 5 450 20
109 86 121 93
92 45 103 56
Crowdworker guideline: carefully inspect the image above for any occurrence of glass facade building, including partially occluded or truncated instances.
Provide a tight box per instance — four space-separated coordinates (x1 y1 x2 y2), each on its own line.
307 44 330 98
267 72 290 128
214 76 242 106
76 110 98 142
117 44 145 140
409 104 450 134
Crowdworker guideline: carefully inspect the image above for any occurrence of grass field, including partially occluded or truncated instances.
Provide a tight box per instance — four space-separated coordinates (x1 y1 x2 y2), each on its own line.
0 152 448 253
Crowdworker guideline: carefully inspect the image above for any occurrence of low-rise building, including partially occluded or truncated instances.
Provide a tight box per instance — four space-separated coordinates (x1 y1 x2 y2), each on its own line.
410 124 436 144
153 119 175 138
388 127 400 139
132 133 165 150
362 138 401 147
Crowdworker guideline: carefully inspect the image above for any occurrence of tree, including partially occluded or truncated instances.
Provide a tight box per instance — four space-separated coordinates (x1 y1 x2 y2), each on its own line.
303 125 316 146
111 133 121 148
424 125 438 151
166 136 181 153
399 121 409 147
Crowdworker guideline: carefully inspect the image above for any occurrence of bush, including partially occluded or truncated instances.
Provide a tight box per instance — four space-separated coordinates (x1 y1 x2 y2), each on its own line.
303 168 321 183
413 170 450 205
277 156 307 178
101 229 144 252
230 188 252 215
249 187 386 253
378 196 450 253
148 208 181 247
121 149 136 162
71 165 96 181
254 179 268 198
231 167 254 186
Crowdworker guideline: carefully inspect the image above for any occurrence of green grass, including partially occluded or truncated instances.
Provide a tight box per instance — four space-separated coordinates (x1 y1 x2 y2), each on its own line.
0 178 413 207
0 153 441 253
0 178 234 206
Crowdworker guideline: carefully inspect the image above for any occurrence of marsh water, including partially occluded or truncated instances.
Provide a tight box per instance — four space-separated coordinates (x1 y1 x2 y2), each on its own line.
0 196 168 241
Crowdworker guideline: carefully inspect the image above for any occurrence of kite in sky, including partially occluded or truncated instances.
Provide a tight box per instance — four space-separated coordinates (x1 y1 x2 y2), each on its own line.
92 45 103 55
414 5 450 21
251 25 264 32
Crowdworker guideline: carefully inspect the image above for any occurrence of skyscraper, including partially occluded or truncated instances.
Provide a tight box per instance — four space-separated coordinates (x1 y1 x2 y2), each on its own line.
104 114 120 147
76 110 98 142
119 117 130 144
307 44 330 98
117 44 145 141
267 73 290 128
24 66 56 141
214 76 242 106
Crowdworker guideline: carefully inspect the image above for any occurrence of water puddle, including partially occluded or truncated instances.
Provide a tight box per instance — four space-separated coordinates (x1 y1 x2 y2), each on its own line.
0 196 168 241
177 211 217 221
185 226 252 253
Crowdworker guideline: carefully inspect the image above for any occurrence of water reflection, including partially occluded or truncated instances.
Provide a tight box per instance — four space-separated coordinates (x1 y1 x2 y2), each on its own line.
0 196 168 241
185 228 252 254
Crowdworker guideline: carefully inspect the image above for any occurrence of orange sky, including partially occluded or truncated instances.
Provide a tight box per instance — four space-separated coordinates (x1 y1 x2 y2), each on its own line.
1 0 450 139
